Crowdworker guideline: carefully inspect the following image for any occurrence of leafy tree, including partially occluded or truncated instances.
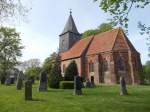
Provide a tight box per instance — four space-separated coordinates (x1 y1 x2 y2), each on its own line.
25 67 41 78
143 61 150 84
0 0 29 23
43 52 57 74
82 22 113 38
48 55 62 88
64 61 78 81
0 27 23 84
93 0 150 55
98 23 113 32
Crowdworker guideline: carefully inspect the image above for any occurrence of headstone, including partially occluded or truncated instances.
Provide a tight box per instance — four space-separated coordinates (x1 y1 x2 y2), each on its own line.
85 79 91 88
25 80 32 100
91 76 95 87
74 76 82 95
38 70 47 92
5 78 11 85
120 75 128 95
16 71 24 90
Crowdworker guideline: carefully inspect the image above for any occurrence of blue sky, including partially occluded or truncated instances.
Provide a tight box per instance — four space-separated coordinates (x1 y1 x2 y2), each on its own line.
12 0 150 64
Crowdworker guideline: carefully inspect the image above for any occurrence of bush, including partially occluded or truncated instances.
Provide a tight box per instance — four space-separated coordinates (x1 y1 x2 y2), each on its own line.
59 81 74 89
64 61 78 81
48 55 62 88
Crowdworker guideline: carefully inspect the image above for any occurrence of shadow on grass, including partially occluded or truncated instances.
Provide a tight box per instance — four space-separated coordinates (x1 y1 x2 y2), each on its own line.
25 98 46 102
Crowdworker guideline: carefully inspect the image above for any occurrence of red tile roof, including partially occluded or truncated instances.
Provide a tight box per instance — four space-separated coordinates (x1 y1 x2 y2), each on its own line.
60 35 94 60
60 28 135 60
86 28 119 55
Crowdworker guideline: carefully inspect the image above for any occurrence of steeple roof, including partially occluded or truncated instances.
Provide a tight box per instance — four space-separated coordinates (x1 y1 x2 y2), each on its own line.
60 12 79 35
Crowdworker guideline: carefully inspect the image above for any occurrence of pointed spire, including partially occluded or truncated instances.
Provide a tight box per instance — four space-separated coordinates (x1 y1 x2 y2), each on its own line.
60 10 79 35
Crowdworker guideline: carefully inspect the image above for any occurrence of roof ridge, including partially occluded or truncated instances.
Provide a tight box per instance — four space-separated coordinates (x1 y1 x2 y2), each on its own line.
111 28 121 50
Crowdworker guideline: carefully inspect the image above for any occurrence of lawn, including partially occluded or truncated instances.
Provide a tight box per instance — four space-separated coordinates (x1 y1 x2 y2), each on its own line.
0 83 150 112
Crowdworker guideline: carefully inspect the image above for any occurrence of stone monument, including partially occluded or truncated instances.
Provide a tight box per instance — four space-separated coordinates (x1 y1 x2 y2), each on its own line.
74 76 82 95
38 70 47 92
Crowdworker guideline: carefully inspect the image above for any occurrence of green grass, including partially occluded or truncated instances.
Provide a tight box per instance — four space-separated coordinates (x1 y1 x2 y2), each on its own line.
0 83 150 112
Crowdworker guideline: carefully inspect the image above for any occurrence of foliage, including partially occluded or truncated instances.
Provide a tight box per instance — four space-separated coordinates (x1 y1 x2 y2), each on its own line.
43 52 57 74
24 67 41 78
143 61 150 84
59 81 74 89
82 22 113 38
48 55 62 88
94 0 150 55
0 0 29 23
64 61 78 81
0 27 23 82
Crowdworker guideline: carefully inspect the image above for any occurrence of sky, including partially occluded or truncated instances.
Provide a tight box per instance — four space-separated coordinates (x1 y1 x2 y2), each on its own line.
10 0 150 64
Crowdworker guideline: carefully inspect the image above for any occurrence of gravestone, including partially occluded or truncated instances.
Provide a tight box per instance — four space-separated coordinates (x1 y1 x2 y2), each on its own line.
38 70 47 92
120 75 128 95
25 80 32 100
16 71 24 90
85 79 91 88
74 76 82 95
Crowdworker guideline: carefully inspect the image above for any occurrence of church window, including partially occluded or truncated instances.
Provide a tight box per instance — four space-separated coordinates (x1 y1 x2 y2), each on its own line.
103 59 108 72
89 62 94 73
117 56 125 71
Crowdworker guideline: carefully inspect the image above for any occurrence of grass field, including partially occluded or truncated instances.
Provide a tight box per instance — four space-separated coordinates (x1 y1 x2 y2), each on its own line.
0 83 150 112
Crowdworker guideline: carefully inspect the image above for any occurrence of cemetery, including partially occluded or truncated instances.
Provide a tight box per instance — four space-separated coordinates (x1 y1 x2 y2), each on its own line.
0 0 150 112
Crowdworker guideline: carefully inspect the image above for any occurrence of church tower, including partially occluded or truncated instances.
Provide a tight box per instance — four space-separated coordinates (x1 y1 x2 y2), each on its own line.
59 11 81 53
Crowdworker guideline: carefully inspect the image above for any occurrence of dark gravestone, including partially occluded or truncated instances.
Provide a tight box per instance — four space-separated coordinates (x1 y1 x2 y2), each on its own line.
90 76 95 88
85 79 92 88
25 80 32 100
38 70 47 92
74 76 82 95
16 71 24 90
1 76 6 84
120 76 128 95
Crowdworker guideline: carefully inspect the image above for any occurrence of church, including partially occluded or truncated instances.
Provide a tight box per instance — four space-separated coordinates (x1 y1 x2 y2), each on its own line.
59 12 142 85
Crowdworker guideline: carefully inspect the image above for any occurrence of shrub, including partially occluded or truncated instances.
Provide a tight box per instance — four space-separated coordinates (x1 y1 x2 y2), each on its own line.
64 61 78 81
48 55 62 88
59 81 74 89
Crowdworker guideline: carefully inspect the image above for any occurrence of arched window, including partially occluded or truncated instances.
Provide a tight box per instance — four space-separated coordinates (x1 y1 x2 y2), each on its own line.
103 59 108 72
89 62 94 73
63 64 66 73
117 56 125 71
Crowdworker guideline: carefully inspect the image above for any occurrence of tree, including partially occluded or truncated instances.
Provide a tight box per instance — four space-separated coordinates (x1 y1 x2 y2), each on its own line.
93 0 150 55
43 52 57 74
24 67 41 83
0 0 29 23
143 61 150 84
0 27 23 84
82 22 113 38
64 61 78 81
48 55 62 88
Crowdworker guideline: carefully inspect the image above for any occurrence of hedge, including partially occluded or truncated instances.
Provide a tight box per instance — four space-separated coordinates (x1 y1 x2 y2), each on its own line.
59 81 74 89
